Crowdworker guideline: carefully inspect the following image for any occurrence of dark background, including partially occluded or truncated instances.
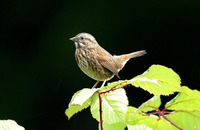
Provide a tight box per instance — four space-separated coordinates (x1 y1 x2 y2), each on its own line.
0 0 200 129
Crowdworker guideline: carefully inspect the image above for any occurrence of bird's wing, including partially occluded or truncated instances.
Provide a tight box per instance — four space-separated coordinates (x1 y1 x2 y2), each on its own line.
97 55 120 79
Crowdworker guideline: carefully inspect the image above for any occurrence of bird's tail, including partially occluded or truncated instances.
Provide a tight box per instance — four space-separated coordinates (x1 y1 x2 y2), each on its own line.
125 50 146 59
114 50 146 69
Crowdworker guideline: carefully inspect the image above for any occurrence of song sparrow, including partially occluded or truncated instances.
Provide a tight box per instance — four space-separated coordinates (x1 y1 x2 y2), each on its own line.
70 33 146 88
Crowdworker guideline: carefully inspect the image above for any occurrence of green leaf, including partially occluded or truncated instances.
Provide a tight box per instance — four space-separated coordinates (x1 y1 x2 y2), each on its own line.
106 65 182 96
125 86 200 130
130 65 182 95
65 88 97 119
126 106 173 130
71 88 97 106
125 106 137 125
131 116 173 130
129 96 161 120
165 86 200 111
167 110 200 130
100 122 126 130
91 88 128 124
0 120 25 130
127 124 153 130
164 86 200 129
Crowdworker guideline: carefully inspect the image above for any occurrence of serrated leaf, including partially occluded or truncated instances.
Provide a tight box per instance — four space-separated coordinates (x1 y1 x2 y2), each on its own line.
165 86 200 111
167 110 200 130
65 88 97 119
71 88 97 106
129 96 161 120
91 88 128 124
164 86 200 129
100 122 126 130
0 120 25 130
106 65 182 96
130 65 182 95
127 124 152 130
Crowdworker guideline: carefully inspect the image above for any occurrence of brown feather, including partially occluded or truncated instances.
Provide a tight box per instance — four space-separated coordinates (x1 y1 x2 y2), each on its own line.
113 50 146 69
97 55 120 79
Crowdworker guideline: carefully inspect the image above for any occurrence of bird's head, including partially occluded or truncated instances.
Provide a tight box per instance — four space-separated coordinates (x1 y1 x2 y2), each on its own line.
70 33 98 48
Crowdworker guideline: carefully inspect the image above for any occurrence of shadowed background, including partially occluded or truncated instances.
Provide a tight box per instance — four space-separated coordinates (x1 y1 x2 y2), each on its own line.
0 0 200 129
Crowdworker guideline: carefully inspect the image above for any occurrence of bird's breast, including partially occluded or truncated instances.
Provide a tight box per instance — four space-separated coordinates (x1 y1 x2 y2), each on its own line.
75 49 114 81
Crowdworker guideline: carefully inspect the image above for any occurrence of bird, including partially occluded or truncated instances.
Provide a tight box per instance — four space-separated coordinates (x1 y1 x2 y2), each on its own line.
70 33 146 88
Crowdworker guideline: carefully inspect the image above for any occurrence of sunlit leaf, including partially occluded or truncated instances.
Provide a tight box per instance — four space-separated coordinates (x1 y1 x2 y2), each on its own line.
71 88 97 106
107 65 182 96
129 96 161 120
127 124 152 130
100 122 126 130
65 88 97 119
130 65 182 95
165 86 200 111
0 120 25 130
126 106 173 130
165 86 200 129
167 110 200 130
91 88 128 124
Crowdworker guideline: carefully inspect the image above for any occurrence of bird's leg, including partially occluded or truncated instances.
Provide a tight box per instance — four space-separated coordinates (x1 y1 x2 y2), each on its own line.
100 79 107 88
92 81 100 88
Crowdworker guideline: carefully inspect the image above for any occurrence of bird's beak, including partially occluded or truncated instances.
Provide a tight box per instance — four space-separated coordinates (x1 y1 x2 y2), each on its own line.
69 37 76 41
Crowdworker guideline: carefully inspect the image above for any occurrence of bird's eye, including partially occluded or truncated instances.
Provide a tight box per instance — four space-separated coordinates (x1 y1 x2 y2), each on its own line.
80 37 84 40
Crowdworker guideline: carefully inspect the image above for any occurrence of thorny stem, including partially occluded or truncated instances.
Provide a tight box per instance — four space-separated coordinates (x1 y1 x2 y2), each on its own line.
98 92 103 130
97 84 129 130
99 84 130 94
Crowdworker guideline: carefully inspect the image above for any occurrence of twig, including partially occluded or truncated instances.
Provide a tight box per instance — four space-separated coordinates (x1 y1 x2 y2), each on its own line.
161 114 183 130
99 84 129 94
157 108 183 130
143 108 183 130
142 111 159 116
